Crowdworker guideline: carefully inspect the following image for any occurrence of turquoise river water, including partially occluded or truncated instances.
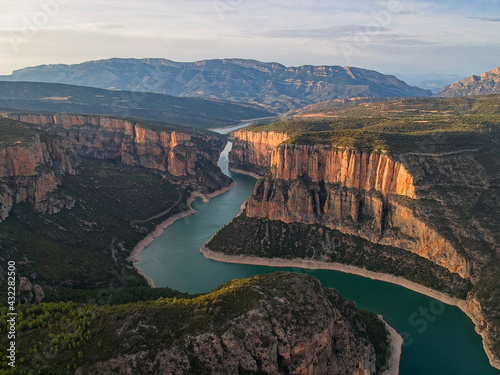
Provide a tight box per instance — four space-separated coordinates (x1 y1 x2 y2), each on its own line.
136 124 499 375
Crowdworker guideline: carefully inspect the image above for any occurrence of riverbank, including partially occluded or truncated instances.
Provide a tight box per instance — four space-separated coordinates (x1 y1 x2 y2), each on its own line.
200 247 465 304
380 316 403 375
200 247 500 371
228 167 262 179
127 181 237 287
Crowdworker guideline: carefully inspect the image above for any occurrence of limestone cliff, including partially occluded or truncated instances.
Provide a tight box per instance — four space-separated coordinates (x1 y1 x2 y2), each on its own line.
230 132 416 198
229 130 290 175
5 113 227 180
77 273 382 375
0 113 231 221
231 130 470 278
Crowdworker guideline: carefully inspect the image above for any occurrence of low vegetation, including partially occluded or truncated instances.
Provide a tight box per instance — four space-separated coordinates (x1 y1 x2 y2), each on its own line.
245 95 500 153
0 81 274 129
0 118 38 147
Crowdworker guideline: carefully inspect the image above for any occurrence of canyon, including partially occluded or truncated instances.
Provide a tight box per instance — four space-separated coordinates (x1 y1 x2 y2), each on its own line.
0 116 396 374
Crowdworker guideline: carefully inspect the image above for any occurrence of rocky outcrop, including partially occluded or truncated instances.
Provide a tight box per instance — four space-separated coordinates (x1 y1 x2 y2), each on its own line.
79 273 382 375
230 130 471 278
18 277 45 303
437 67 500 97
0 132 75 221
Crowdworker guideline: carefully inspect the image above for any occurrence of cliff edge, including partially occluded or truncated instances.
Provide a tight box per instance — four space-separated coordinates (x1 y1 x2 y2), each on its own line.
0 113 231 222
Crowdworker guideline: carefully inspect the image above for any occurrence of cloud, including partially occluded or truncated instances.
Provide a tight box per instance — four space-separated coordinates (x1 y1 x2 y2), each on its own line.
366 33 437 46
467 16 500 21
251 25 435 48
254 25 391 39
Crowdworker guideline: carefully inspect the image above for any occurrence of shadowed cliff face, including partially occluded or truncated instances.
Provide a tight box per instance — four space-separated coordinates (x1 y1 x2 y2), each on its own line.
230 130 471 279
0 114 231 221
229 130 290 175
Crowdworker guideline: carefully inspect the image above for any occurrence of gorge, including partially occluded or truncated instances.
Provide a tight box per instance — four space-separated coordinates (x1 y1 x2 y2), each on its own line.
0 116 398 374
1 96 500 373
0 112 230 223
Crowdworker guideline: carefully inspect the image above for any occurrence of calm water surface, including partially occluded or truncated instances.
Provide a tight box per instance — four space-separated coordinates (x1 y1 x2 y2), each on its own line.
137 125 499 375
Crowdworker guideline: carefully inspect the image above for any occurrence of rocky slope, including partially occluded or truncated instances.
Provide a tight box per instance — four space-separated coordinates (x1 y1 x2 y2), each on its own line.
0 113 230 222
0 58 431 112
3 273 391 374
437 67 500 97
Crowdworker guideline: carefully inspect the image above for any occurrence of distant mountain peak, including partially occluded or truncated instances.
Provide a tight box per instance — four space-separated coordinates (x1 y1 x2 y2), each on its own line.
437 67 500 97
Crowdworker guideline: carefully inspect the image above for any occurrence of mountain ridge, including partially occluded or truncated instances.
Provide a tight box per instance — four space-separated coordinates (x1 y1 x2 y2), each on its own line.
0 58 432 112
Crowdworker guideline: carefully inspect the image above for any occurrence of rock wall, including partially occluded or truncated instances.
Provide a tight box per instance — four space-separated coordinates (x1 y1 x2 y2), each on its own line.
272 144 416 198
231 130 471 278
248 177 470 278
229 130 290 175
0 113 231 221
230 131 416 198
6 113 227 178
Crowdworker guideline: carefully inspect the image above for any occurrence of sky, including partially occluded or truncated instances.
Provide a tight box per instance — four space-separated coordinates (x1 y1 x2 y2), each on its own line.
0 0 499 76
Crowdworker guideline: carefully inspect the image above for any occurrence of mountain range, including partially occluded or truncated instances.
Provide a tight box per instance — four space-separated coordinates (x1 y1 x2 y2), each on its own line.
0 58 432 112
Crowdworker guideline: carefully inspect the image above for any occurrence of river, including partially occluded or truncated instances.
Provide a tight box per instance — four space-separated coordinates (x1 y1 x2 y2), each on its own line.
136 124 499 375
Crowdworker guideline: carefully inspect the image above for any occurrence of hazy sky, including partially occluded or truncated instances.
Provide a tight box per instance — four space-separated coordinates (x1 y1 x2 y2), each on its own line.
0 0 499 76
